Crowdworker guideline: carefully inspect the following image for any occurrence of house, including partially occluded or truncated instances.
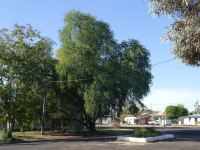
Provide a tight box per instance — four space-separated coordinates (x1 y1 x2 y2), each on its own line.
160 120 172 126
183 114 200 125
149 111 166 125
123 116 137 125
96 115 114 125
151 111 166 119
136 115 150 125
123 115 150 125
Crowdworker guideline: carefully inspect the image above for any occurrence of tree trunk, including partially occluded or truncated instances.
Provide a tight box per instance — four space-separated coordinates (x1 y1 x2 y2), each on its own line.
87 120 96 132
7 114 13 138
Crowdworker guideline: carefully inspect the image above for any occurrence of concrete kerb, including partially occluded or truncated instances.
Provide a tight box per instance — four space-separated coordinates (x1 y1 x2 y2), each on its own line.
117 134 175 143
70 134 174 143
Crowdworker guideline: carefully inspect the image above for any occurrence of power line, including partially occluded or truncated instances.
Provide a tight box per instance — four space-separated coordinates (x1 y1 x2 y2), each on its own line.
147 101 195 106
51 57 176 83
152 57 176 66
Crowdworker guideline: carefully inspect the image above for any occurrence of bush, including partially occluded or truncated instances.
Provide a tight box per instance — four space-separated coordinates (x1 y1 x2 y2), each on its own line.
134 127 160 137
0 130 4 140
68 120 84 132
0 129 12 143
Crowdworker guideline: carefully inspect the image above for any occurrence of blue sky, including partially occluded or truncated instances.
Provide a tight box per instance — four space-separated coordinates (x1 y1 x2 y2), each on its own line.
1 0 200 112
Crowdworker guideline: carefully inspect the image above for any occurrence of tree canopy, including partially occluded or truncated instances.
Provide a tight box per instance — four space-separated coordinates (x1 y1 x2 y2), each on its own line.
0 11 153 133
0 24 56 135
165 104 188 119
56 11 152 131
149 0 200 66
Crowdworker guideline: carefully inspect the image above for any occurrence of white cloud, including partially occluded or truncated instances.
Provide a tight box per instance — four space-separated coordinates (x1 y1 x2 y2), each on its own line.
143 88 200 112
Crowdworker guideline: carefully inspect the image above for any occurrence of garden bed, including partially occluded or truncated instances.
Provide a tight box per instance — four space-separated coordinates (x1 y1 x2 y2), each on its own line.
117 134 174 143
117 127 174 143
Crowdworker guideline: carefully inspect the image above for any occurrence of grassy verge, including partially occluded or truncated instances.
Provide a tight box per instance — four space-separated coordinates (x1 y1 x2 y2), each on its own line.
12 127 161 142
13 131 82 142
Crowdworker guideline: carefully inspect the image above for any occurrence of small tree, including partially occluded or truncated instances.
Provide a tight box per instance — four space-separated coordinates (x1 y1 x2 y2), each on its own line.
194 100 200 114
165 104 188 119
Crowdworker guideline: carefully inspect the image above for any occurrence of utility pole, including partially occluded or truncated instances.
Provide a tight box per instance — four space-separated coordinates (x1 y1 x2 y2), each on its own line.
163 113 166 135
41 78 47 135
8 82 16 138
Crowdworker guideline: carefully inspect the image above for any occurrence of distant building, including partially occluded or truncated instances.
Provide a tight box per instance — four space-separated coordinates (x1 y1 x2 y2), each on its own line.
151 111 166 119
96 115 114 125
160 120 172 126
123 115 150 125
183 114 200 125
123 116 137 125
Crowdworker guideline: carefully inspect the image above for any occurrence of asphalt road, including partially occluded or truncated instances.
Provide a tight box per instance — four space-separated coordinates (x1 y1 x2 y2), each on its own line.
158 127 200 138
1 139 200 150
0 127 200 150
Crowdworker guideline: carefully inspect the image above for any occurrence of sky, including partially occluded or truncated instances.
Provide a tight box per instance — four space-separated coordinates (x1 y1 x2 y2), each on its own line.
1 0 200 112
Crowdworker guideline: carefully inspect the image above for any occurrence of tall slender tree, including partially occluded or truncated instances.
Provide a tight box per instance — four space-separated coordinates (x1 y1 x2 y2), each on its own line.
57 11 152 131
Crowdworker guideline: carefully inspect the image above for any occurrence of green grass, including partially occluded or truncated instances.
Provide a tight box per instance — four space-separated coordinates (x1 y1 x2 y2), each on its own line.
12 127 161 141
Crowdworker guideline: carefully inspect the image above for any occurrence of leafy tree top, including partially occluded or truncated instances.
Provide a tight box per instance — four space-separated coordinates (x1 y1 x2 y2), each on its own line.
56 11 152 131
165 104 188 119
149 0 200 66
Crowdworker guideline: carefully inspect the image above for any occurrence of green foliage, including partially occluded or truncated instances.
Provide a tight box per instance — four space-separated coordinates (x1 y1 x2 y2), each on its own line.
194 100 200 113
165 104 188 119
68 120 84 132
149 0 200 66
122 105 138 116
0 24 56 134
137 107 153 115
57 11 152 131
0 129 11 142
0 130 4 140
0 11 152 133
134 127 160 137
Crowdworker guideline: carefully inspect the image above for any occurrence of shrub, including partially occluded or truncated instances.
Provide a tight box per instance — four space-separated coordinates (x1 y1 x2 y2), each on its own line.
68 120 84 132
0 130 4 140
134 127 160 137
0 129 12 143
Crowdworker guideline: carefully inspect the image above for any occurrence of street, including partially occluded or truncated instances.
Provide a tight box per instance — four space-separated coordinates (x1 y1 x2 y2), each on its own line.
1 139 200 150
1 127 200 150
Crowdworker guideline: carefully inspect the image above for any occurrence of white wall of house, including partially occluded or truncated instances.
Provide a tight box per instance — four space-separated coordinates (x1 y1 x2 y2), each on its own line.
184 117 200 125
160 120 171 126
96 116 113 125
123 116 137 125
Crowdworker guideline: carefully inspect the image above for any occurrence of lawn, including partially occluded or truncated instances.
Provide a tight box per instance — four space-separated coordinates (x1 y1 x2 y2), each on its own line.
12 127 160 142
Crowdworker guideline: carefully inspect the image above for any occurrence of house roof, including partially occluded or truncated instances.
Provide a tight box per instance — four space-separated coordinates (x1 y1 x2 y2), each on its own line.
152 111 166 116
136 115 150 119
184 114 200 118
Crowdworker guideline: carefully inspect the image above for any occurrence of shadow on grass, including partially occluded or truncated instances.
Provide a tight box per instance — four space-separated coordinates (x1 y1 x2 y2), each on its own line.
0 136 117 146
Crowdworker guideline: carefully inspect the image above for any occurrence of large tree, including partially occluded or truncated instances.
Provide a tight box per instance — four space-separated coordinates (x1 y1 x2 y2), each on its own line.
149 0 200 66
0 24 55 135
57 11 152 131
